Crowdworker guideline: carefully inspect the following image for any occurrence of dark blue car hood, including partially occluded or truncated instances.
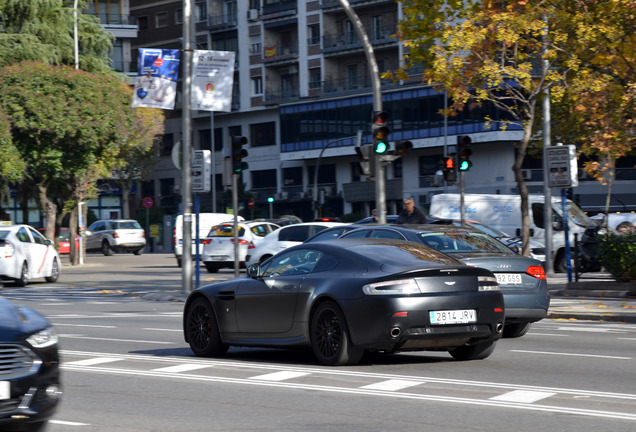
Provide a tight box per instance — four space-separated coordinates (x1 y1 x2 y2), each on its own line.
0 297 50 341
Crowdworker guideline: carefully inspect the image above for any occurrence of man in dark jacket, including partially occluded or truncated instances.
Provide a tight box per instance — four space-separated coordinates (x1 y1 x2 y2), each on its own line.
397 197 427 224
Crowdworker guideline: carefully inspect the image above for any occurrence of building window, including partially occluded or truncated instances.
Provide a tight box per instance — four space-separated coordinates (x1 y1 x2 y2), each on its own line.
175 9 183 24
351 162 361 182
195 3 207 22
214 128 223 152
250 122 276 147
252 77 263 96
251 169 277 189
111 40 123 72
155 12 168 28
308 24 320 45
250 36 262 55
137 16 148 31
393 158 403 179
309 69 321 90
198 129 211 150
347 64 358 90
161 133 174 157
372 15 383 40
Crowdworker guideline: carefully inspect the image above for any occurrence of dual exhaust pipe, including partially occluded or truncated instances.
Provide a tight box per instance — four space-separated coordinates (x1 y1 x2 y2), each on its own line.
389 322 504 339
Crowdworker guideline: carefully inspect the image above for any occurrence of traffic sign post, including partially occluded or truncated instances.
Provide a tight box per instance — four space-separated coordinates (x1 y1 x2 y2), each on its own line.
192 150 211 193
545 145 578 189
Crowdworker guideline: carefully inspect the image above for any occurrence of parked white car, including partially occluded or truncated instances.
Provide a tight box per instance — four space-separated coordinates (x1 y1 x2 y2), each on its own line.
244 222 344 267
0 224 61 286
85 219 146 256
201 220 280 273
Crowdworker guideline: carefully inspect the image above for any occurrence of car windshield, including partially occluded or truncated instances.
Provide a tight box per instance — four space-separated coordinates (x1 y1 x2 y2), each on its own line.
113 221 142 229
417 232 514 255
209 224 246 237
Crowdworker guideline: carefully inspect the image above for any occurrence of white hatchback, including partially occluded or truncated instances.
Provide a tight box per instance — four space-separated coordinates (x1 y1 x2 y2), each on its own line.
0 224 61 286
244 222 345 267
201 221 280 273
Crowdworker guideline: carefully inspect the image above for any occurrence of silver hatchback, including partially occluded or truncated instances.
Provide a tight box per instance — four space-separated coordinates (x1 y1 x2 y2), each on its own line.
85 219 146 256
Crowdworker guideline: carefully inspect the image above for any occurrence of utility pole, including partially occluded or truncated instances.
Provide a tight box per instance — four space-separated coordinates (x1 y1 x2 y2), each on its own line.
338 0 385 223
181 0 194 293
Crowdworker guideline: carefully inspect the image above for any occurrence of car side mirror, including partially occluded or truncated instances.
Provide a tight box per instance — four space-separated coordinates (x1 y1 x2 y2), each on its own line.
247 264 262 278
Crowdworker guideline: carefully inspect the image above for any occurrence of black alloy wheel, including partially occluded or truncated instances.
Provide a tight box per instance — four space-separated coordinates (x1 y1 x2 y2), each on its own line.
102 240 112 256
15 262 28 287
186 297 228 357
45 259 60 283
310 301 363 366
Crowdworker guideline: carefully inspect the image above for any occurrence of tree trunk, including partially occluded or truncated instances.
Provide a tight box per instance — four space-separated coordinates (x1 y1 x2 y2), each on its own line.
121 185 131 219
37 183 56 240
513 117 535 257
69 204 79 265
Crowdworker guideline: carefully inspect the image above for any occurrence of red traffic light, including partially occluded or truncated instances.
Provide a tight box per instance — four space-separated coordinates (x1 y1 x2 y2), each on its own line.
444 157 455 169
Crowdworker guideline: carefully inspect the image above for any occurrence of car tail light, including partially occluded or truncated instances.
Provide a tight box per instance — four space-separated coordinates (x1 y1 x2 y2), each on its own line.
526 265 546 279
362 279 420 295
248 241 256 249
478 275 500 291
202 239 213 245
2 240 15 258
231 239 249 245
113 232 120 239
142 232 145 238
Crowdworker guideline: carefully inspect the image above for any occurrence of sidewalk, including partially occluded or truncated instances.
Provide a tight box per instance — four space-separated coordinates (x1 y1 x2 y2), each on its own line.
547 272 636 323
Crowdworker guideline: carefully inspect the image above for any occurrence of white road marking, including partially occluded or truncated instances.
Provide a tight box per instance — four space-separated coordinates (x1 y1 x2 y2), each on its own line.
151 364 211 373
490 390 557 403
361 379 422 391
250 371 311 381
50 420 90 426
59 335 174 344
65 357 121 366
53 323 117 329
510 350 632 360
143 327 181 332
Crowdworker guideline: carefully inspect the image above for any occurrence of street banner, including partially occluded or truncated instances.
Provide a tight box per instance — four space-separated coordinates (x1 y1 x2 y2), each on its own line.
132 48 180 110
192 50 236 112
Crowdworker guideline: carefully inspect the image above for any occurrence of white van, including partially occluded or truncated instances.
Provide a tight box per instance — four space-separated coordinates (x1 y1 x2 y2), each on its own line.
173 213 243 267
429 193 599 272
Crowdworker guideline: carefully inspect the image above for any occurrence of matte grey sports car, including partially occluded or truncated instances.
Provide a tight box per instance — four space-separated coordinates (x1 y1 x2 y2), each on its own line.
183 238 505 366
340 225 550 338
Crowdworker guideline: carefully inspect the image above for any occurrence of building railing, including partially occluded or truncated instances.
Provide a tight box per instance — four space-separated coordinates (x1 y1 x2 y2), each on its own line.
92 14 136 26
207 13 238 30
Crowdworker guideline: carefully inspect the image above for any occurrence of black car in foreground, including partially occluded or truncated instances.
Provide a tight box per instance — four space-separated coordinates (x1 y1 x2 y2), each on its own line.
340 225 550 338
184 238 505 366
0 297 61 432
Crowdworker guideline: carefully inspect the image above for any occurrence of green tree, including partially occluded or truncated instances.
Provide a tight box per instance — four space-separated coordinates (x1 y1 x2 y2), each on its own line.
0 112 25 220
0 0 113 73
392 0 608 256
110 107 165 219
0 61 133 244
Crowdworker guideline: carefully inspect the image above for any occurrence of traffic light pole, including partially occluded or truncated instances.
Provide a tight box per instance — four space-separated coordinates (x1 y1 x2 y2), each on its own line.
338 0 385 223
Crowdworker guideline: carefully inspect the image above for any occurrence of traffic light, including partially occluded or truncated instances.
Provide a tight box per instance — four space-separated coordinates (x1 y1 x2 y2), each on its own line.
395 140 413 155
267 196 274 203
442 157 457 184
231 136 248 173
355 144 375 178
371 111 390 154
457 135 472 171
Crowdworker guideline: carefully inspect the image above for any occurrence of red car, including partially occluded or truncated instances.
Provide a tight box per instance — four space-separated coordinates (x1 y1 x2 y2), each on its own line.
38 227 78 254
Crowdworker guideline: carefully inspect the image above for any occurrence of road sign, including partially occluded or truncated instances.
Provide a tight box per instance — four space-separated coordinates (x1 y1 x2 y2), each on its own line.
247 198 255 209
142 197 154 208
545 145 578 188
192 150 211 193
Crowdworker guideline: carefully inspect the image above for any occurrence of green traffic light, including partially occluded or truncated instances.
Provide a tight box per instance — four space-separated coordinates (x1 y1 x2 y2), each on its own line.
375 141 389 154
459 160 472 171
267 196 274 203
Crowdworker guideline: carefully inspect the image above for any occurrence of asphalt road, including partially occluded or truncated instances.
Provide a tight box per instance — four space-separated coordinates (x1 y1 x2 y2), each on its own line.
2 253 636 431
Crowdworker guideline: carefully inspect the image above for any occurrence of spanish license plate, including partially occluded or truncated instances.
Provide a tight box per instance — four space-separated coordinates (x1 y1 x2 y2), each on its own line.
0 381 9 400
495 273 523 285
429 309 476 325
212 256 229 261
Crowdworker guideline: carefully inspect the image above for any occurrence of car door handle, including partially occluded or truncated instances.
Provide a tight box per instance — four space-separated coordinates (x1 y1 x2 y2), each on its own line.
281 285 297 290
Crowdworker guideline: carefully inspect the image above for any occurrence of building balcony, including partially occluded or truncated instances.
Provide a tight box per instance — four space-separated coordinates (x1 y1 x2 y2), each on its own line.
92 13 137 26
264 88 300 105
322 26 397 55
320 76 400 96
208 13 238 31
263 44 299 65
320 0 395 11
262 0 298 17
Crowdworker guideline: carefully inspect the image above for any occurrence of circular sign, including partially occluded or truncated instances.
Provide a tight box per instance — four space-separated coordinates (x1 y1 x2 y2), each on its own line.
247 198 255 209
154 58 163 67
142 197 154 208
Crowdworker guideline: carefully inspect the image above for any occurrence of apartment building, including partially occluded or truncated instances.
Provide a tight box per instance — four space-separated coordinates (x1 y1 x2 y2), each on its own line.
128 0 636 222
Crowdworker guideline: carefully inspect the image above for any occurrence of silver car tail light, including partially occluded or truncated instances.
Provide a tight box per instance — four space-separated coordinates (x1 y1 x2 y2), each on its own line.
363 279 420 295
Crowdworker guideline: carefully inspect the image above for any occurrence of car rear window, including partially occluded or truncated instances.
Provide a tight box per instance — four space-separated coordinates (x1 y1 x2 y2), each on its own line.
209 224 246 237
349 243 458 265
0 230 9 240
113 221 142 230
417 232 514 254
